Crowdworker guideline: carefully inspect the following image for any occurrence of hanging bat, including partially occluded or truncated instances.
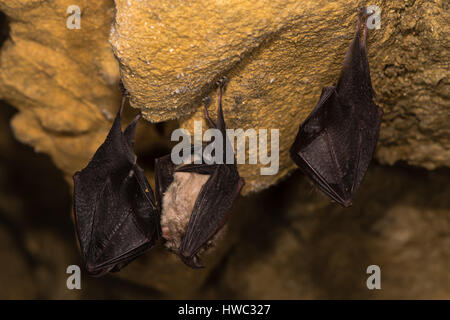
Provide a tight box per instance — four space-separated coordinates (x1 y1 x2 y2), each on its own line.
73 91 161 277
289 8 383 207
73 78 244 275
157 78 245 268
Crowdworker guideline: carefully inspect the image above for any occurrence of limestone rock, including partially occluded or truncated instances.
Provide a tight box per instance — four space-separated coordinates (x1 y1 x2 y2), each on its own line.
0 0 119 180
112 0 449 193
0 0 448 195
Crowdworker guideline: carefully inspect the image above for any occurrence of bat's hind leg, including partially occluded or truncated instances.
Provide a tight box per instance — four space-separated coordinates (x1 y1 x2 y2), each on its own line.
202 96 216 128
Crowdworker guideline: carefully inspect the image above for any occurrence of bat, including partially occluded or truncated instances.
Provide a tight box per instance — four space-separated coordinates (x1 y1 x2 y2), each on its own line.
289 8 383 207
157 77 245 268
73 78 244 275
73 90 161 277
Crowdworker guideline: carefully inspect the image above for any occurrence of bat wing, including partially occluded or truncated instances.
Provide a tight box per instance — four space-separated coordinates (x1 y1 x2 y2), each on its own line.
154 153 176 211
336 17 383 200
178 164 244 268
73 109 159 276
290 88 357 206
350 100 382 199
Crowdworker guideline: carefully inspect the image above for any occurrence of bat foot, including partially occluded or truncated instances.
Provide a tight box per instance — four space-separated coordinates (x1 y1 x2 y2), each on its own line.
119 80 129 96
355 7 370 49
357 7 369 18
216 76 228 90
202 96 212 108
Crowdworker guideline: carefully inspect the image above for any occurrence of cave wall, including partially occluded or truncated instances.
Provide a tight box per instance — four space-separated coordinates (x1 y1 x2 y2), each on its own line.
0 0 448 299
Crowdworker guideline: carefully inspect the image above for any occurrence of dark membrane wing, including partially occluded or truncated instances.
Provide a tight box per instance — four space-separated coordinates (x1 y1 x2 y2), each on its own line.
297 132 350 205
133 165 157 220
337 17 375 107
87 165 159 276
351 102 383 198
169 77 245 268
87 170 157 276
73 108 158 276
291 87 334 150
179 164 242 267
336 26 364 104
293 90 367 206
321 93 360 197
290 152 348 206
359 33 376 100
73 110 133 261
290 84 357 206
300 133 339 185
154 154 176 210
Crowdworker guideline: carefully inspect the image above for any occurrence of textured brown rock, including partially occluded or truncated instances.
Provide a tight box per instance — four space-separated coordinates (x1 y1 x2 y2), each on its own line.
0 0 119 180
112 0 449 193
374 0 450 170
0 0 448 194
0 0 449 300
217 166 450 299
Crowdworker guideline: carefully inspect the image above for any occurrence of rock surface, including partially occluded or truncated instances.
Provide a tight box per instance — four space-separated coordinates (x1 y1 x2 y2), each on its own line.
111 0 450 193
0 0 448 194
0 0 119 182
